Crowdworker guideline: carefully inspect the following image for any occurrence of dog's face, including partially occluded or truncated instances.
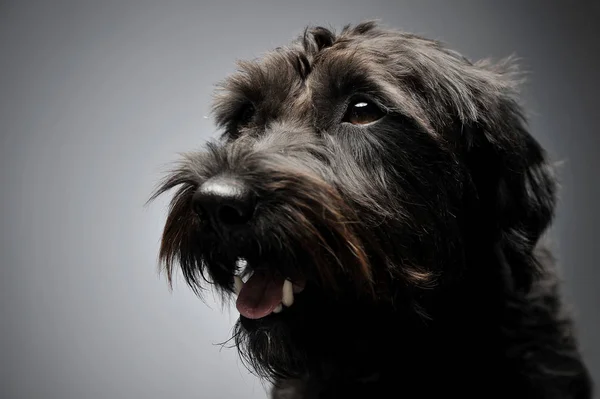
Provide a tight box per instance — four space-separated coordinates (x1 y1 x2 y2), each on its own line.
151 22 555 380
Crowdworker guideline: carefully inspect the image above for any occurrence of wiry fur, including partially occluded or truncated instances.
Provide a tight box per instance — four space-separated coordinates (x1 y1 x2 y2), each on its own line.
149 21 592 398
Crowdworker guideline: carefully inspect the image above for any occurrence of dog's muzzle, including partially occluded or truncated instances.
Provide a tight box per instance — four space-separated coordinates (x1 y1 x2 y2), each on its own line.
191 175 306 321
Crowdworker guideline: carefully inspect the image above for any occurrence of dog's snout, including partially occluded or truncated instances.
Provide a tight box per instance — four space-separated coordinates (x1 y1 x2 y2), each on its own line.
192 177 256 230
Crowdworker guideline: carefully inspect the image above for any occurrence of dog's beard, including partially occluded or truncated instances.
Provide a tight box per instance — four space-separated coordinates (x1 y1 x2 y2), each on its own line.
152 152 373 378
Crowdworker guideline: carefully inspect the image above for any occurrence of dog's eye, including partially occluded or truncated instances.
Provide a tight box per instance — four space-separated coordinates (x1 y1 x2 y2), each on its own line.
237 104 256 128
342 100 385 125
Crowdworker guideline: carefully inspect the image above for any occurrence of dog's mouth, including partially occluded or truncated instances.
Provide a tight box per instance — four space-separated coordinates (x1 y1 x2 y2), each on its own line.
233 265 306 320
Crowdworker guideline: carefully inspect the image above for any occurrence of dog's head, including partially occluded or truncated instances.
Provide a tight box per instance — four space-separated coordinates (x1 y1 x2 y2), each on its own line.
150 21 556 380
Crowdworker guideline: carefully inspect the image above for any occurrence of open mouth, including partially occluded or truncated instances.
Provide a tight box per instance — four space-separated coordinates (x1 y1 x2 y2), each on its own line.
233 263 306 320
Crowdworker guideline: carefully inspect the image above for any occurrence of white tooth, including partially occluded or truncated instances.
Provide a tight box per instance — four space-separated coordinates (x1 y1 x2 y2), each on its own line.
234 276 244 295
282 279 294 307
273 303 283 313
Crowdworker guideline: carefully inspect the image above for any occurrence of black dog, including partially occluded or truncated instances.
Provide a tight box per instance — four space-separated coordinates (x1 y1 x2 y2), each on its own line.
150 21 592 398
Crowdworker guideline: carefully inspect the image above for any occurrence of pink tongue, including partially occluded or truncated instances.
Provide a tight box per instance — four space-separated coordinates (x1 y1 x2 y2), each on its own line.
236 272 284 319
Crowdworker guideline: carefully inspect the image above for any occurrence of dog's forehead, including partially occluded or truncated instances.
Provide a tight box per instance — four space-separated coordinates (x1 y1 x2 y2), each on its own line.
212 36 394 125
211 23 458 134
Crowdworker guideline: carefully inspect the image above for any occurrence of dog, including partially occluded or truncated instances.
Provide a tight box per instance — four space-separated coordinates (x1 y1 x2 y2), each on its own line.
149 21 592 398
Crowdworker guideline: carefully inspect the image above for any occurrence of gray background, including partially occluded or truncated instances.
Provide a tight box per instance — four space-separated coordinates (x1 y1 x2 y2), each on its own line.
1 1 598 398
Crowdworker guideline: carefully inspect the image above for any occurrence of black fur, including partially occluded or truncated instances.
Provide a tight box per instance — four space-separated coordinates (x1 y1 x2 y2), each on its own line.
149 21 592 398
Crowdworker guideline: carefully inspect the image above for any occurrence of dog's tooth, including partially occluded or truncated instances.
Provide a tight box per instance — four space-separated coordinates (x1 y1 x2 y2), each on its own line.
282 279 294 307
234 276 244 295
273 304 283 313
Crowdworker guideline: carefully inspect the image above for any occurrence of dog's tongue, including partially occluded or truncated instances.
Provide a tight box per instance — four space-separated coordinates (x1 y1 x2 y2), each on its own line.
236 271 284 319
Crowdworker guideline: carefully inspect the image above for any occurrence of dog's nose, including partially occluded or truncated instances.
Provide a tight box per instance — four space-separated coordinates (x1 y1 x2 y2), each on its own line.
192 177 256 230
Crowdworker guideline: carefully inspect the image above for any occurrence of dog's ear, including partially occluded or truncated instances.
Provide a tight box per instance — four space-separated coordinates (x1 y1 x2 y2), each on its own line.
462 67 557 292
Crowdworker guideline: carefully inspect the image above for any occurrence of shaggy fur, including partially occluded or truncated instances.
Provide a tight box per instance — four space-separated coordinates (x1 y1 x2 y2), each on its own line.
150 21 592 398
